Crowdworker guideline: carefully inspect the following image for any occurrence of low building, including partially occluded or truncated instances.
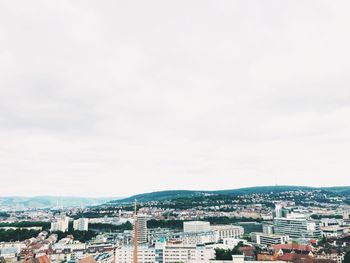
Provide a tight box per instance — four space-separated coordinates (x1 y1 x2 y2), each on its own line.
321 226 348 238
115 241 215 263
211 225 244 240
250 232 289 246
273 217 321 239
210 254 286 263
184 221 211 233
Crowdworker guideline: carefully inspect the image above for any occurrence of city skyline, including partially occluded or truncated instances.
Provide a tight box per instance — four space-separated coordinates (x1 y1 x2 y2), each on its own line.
1 1 350 197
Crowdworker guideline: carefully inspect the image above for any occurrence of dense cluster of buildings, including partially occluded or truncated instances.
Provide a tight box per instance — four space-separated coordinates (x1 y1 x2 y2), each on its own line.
0 197 350 263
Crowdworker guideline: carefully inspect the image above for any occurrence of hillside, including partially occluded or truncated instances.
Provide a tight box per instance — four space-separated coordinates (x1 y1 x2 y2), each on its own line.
0 196 117 210
109 185 350 204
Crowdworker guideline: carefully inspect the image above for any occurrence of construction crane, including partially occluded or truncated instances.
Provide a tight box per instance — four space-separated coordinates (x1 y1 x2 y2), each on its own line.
133 199 138 263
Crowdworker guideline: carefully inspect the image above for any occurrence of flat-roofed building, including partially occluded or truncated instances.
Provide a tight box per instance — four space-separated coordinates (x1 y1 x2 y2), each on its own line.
273 217 321 239
211 225 244 240
184 221 210 233
250 232 289 246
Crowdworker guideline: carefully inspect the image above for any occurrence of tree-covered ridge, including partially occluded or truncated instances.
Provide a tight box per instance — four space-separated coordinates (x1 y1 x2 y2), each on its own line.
108 185 350 204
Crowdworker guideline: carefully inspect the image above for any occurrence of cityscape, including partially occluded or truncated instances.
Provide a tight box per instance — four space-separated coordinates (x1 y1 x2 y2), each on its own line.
0 186 350 262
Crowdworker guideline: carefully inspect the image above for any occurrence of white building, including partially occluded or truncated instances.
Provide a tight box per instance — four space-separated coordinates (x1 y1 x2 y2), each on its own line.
321 226 348 238
73 218 89 231
222 238 248 248
115 241 215 263
274 204 283 218
0 247 18 259
273 217 321 238
250 232 289 246
175 231 217 245
211 225 244 240
50 215 70 232
211 255 286 263
184 221 210 233
53 241 86 252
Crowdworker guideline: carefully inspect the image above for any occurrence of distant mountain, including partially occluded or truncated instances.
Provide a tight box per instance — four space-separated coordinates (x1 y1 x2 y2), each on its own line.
109 185 350 204
0 196 119 210
110 190 206 203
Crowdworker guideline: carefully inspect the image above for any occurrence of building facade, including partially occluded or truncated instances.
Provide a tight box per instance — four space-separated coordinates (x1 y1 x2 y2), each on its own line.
184 221 211 233
50 215 70 232
73 218 89 231
250 232 289 246
273 218 321 239
135 214 148 244
115 242 215 263
211 225 244 240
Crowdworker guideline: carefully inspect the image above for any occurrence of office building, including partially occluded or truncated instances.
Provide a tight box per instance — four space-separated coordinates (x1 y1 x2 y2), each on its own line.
211 225 244 240
50 215 70 232
73 218 89 231
184 221 210 233
250 232 289 246
273 217 321 239
173 231 217 245
262 222 274 234
135 214 148 244
115 241 215 263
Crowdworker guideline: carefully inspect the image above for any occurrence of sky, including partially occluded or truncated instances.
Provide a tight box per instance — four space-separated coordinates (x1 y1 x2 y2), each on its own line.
0 1 350 197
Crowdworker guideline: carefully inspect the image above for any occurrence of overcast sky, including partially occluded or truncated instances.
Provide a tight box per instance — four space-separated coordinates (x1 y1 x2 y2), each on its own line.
0 1 349 197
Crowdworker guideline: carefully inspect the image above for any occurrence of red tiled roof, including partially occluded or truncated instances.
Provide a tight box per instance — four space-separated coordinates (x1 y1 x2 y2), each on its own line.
25 255 51 263
78 256 97 263
35 255 51 263
272 244 313 252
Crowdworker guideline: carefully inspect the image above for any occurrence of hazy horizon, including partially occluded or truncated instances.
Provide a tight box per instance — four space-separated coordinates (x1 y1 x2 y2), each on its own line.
1 184 350 198
1 1 350 197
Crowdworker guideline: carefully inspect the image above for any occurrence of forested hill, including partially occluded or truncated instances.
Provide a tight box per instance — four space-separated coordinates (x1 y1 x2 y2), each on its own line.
107 185 350 204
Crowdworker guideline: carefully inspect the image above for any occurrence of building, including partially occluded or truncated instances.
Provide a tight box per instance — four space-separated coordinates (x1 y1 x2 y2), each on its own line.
50 215 70 232
321 226 348 238
135 214 148 244
273 217 321 239
184 221 210 233
73 218 89 231
262 222 274 234
172 231 217 245
115 244 155 263
0 247 18 259
250 232 289 246
274 204 283 218
211 225 244 240
115 241 215 263
320 218 345 227
211 254 286 263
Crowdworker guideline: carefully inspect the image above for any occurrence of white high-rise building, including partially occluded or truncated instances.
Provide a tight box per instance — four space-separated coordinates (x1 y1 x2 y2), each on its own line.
184 221 210 233
50 215 70 232
73 218 89 231
274 204 283 218
135 214 148 244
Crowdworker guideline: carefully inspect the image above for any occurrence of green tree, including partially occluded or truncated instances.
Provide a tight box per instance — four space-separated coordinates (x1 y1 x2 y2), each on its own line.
343 251 350 263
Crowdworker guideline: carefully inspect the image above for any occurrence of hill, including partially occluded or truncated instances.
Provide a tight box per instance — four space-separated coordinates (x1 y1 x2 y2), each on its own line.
109 185 350 204
0 196 118 210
